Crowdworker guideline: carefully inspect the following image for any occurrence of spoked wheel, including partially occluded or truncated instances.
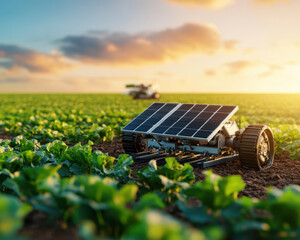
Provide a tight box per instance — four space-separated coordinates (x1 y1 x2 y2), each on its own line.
239 125 275 170
122 132 147 154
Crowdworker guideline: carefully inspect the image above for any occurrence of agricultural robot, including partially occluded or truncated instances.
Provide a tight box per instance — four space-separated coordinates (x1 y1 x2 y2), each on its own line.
122 103 275 170
124 84 161 100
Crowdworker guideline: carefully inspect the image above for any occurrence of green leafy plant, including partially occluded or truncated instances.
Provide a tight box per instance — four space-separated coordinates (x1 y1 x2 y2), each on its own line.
255 185 300 238
185 170 245 211
3 166 60 198
137 158 194 202
273 125 300 160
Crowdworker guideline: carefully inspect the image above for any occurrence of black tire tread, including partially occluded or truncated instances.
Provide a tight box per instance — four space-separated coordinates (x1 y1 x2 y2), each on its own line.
239 125 273 170
122 133 137 154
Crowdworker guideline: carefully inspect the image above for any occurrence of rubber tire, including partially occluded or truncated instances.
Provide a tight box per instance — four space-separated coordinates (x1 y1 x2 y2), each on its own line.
239 125 275 170
122 133 147 154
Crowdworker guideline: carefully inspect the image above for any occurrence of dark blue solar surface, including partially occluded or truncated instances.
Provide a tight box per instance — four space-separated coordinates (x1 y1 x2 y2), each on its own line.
123 103 178 132
123 103 238 140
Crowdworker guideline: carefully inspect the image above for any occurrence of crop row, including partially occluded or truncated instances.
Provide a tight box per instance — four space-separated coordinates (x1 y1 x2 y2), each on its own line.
1 136 299 239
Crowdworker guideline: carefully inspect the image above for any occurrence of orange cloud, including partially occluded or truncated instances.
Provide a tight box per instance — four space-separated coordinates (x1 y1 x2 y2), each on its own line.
58 23 222 65
0 45 74 74
253 0 290 5
205 60 255 76
165 0 234 8
223 60 254 72
205 60 288 78
223 40 240 52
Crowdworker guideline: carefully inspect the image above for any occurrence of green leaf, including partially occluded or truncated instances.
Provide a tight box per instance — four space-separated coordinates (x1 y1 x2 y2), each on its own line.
134 193 165 212
70 163 84 175
177 201 211 224
218 175 246 197
3 178 21 196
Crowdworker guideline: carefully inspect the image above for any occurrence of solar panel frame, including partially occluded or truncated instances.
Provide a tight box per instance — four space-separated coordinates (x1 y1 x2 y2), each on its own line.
122 102 238 142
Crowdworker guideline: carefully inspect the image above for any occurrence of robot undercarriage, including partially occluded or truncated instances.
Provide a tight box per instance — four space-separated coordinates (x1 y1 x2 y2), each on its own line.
123 121 275 170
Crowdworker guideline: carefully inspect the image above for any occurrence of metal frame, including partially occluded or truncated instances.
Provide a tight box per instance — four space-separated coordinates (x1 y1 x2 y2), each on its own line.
147 138 219 155
130 150 239 168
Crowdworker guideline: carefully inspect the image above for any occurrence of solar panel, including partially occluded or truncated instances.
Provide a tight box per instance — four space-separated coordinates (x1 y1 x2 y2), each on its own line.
122 103 238 142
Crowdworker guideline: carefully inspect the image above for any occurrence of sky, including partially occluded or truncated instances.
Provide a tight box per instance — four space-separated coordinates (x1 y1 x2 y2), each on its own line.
0 0 300 93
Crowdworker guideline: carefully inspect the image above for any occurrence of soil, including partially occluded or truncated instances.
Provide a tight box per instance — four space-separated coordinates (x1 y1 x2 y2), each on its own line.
19 211 79 240
1 134 299 239
92 138 300 200
0 132 15 140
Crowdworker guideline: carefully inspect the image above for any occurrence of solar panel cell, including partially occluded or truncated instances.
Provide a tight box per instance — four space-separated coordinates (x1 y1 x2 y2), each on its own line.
178 104 194 111
135 125 153 132
151 126 169 134
140 109 157 116
148 103 164 109
165 127 182 135
123 124 140 131
212 112 230 119
190 104 207 112
160 120 175 126
217 105 236 113
164 115 182 122
186 118 207 129
194 130 212 138
173 120 191 128
182 111 199 119
201 122 222 131
204 105 221 112
198 111 214 119
201 113 230 131
178 128 198 136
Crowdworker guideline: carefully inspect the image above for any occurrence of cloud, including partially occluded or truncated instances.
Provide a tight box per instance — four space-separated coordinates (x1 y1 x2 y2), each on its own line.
58 23 222 65
222 60 254 73
205 59 288 79
205 60 255 76
223 40 240 51
285 60 298 65
257 64 284 78
0 44 74 73
165 0 234 8
253 0 290 5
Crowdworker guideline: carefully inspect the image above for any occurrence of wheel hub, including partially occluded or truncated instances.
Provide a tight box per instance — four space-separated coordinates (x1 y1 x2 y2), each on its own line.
258 132 270 164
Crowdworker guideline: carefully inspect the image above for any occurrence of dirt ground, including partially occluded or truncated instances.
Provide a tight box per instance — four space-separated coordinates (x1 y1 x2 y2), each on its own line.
1 134 299 239
93 138 300 200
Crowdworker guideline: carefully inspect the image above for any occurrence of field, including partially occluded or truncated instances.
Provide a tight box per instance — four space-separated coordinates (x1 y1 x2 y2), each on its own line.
0 93 300 239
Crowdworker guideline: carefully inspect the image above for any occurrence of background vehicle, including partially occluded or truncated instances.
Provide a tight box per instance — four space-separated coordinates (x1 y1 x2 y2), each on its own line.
124 84 161 99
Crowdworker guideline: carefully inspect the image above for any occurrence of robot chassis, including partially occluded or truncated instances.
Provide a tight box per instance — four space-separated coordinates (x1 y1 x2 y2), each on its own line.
123 121 275 170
